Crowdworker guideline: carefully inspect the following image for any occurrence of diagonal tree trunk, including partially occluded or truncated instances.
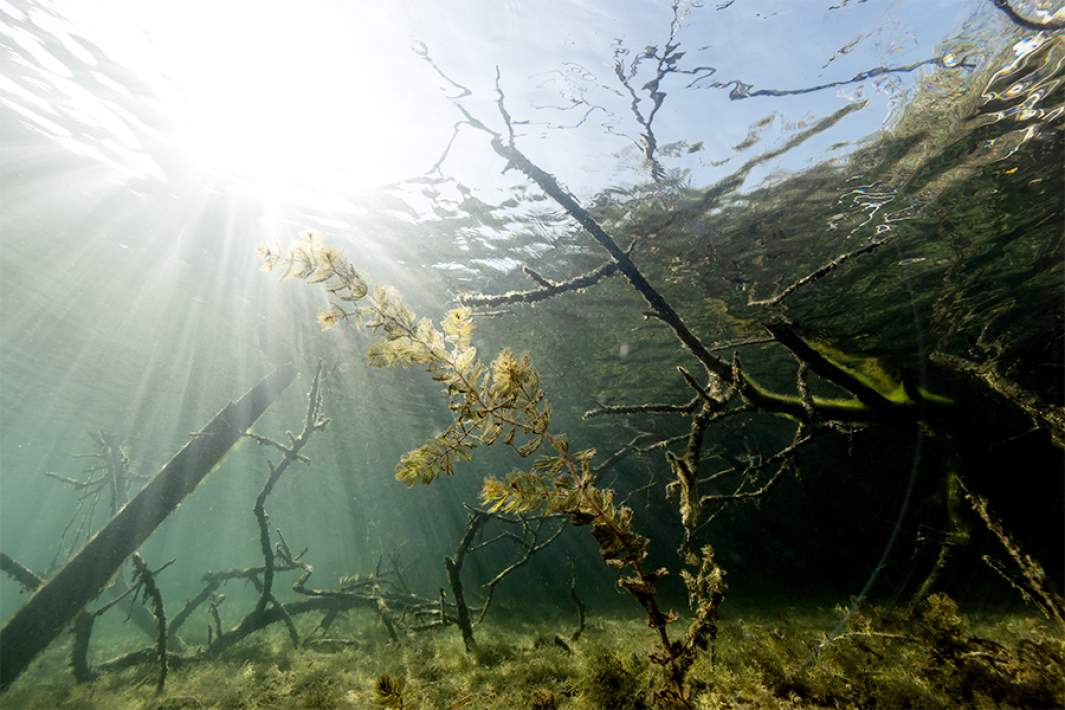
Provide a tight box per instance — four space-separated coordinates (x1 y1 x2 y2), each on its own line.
0 364 296 693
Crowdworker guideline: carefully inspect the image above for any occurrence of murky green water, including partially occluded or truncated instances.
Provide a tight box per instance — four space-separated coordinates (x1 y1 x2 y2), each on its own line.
1 1 1063 707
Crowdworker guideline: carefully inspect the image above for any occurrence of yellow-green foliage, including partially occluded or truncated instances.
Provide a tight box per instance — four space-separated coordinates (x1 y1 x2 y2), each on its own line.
261 233 649 574
371 673 405 708
262 232 730 705
580 649 650 709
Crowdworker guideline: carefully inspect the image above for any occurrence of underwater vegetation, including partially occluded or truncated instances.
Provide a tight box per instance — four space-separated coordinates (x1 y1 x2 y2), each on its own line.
1 603 1062 709
1 1 1063 708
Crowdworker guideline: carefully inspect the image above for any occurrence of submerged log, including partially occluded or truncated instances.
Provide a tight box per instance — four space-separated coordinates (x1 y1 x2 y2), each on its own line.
0 364 297 693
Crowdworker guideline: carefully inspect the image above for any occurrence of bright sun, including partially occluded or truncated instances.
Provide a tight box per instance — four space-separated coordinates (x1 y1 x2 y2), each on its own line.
55 0 447 198
167 5 371 193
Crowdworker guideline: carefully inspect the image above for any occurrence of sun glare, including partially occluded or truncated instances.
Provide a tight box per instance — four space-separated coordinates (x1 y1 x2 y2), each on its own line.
56 1 444 199
168 6 370 193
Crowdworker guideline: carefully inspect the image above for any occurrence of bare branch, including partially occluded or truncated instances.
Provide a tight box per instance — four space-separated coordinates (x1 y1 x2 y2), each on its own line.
169 580 220 644
427 120 473 176
691 56 962 99
0 554 42 592
609 3 711 182
41 471 103 489
699 432 813 506
461 258 621 308
765 321 906 416
748 239 888 307
593 433 655 474
243 432 311 463
445 510 487 652
584 396 698 420
495 66 516 147
468 119 738 386
477 519 566 623
931 352 1065 448
961 479 1065 632
412 40 472 99
677 366 726 409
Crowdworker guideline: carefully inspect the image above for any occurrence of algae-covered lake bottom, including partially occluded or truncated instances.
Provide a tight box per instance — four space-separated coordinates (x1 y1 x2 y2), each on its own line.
4 599 1062 709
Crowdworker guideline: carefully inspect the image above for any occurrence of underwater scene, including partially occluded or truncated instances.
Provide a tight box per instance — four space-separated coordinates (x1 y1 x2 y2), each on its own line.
1 0 1063 708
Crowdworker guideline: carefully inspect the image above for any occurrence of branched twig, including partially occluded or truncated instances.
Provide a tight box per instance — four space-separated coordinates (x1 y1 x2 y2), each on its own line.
244 432 311 463
412 40 472 99
252 365 327 618
961 479 1065 632
677 366 727 410
931 352 1065 448
593 433 656 474
477 519 566 623
610 0 712 181
495 66 516 148
748 239 888 307
460 252 628 308
208 364 329 655
765 321 917 417
699 431 813 506
584 397 698 419
0 554 42 592
690 56 963 99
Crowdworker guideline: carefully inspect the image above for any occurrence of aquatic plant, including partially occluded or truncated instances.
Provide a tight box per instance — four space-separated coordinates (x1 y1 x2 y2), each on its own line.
371 672 406 708
262 231 724 704
581 649 649 709
129 553 168 694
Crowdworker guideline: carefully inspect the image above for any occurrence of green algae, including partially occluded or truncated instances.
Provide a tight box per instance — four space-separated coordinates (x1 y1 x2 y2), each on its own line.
3 601 1061 709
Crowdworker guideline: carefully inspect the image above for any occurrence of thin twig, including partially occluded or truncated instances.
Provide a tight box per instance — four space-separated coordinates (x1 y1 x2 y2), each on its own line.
584 396 698 420
748 239 887 307
460 240 636 308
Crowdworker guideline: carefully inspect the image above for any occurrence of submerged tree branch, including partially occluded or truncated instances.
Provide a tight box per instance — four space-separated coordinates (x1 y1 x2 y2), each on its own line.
0 554 42 593
931 352 1065 448
445 511 486 652
459 247 630 308
960 478 1065 633
699 431 813 506
691 56 962 100
584 397 698 419
748 239 888 307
